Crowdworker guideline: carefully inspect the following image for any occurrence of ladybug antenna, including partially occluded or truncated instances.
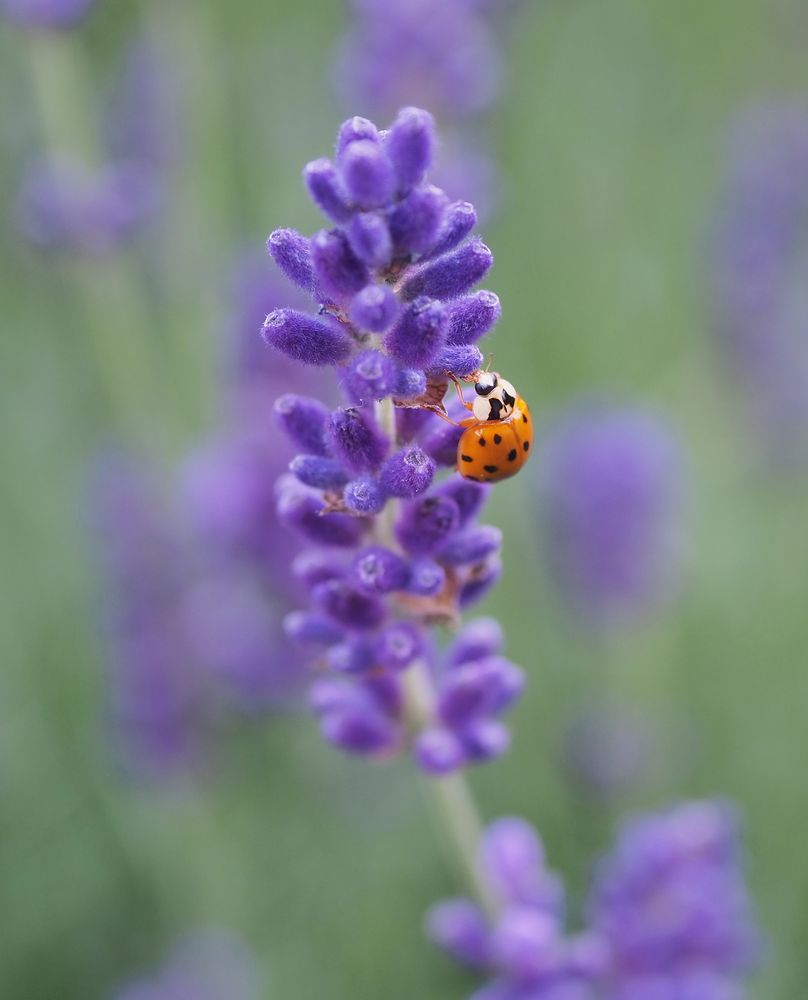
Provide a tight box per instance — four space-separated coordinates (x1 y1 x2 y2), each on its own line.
484 353 495 373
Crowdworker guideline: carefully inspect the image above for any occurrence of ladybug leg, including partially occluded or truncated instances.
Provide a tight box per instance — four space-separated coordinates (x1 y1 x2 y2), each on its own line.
425 404 464 427
446 372 474 412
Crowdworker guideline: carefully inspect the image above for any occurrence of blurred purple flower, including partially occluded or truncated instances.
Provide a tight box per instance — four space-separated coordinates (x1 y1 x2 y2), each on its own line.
105 37 182 174
16 35 180 254
561 700 653 801
587 801 760 993
334 0 502 121
713 104 808 466
538 405 683 628
429 803 758 997
114 929 260 1000
94 453 202 776
1 0 95 29
17 157 158 255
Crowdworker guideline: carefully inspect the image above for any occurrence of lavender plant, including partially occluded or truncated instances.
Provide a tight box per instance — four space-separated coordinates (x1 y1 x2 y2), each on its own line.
262 109 758 998
15 34 175 255
713 104 808 468
264 106 517 774
428 802 758 998
537 405 683 629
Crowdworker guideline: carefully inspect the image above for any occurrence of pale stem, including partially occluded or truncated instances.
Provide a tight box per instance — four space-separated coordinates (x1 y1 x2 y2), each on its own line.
374 394 499 918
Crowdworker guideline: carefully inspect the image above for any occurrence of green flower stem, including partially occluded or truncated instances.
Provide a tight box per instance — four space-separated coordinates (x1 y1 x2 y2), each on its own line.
374 394 499 919
25 32 163 449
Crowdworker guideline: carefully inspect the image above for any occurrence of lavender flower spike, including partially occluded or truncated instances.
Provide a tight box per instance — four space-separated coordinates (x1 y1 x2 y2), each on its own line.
262 108 518 775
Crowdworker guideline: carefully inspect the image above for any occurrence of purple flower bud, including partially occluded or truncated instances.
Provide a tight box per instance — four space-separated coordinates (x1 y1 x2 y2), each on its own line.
425 899 490 967
379 445 436 498
312 578 387 629
489 906 563 984
479 818 560 911
329 407 390 472
458 555 502 608
262 308 352 365
438 525 502 565
311 229 369 304
425 201 477 260
392 367 427 399
447 616 504 666
349 283 400 332
406 557 446 596
342 348 397 404
385 296 447 368
291 550 346 589
347 212 392 267
415 728 467 775
352 545 410 593
274 393 331 456
438 657 524 728
283 610 344 645
276 479 363 547
421 419 464 467
363 671 403 717
435 478 491 528
461 717 510 762
336 115 380 154
338 139 395 209
389 185 447 257
344 476 386 514
446 291 501 345
317 688 400 755
386 106 436 191
303 158 351 223
289 454 349 491
400 237 493 302
326 637 375 674
373 621 423 671
426 344 484 378
266 228 314 292
396 493 460 555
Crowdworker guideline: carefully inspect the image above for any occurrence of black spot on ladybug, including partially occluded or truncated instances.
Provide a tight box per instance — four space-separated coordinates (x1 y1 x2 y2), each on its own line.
479 436 487 446
507 449 517 462
523 441 530 452
522 414 528 424
493 434 502 445
484 464 499 474
461 454 473 463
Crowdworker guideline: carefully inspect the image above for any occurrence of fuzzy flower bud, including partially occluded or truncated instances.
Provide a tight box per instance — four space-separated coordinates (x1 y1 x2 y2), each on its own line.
266 227 314 291
262 308 353 365
329 407 389 472
385 296 447 368
379 446 436 498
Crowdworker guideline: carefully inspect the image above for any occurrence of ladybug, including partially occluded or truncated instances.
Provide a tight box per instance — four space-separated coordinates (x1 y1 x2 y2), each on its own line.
453 371 533 482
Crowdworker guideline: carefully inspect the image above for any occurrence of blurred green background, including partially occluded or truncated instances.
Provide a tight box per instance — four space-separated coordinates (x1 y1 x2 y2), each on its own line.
1 0 807 997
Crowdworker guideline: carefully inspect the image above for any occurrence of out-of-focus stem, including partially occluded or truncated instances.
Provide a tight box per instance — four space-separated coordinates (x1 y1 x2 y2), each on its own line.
374 394 498 919
25 33 161 448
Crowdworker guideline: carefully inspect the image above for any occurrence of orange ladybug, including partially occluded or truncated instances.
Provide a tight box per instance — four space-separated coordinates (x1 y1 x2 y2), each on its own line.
454 372 533 482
